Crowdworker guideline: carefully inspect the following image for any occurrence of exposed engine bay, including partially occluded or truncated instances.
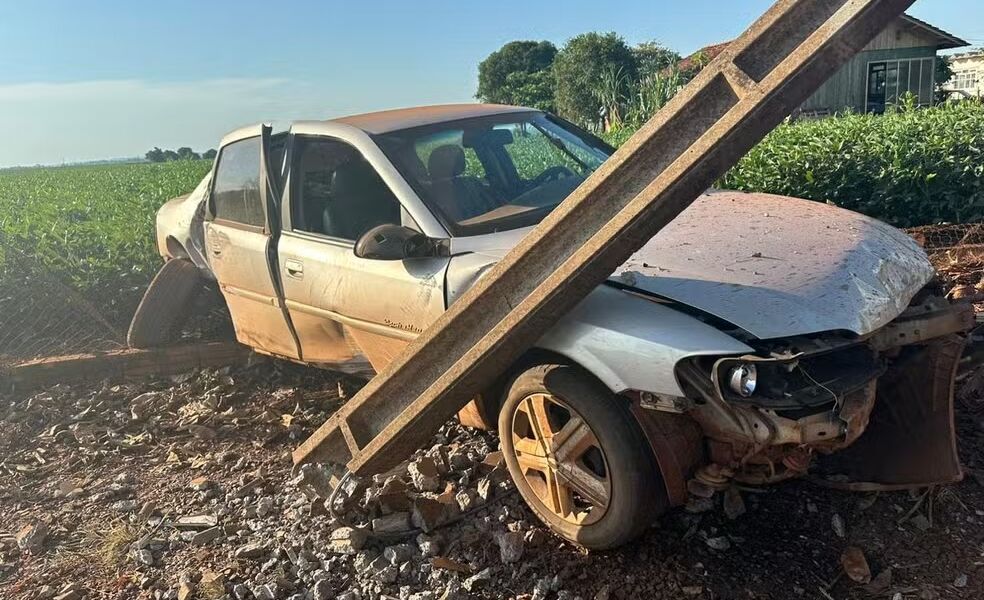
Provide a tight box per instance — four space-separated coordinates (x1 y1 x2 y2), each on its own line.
670 289 974 493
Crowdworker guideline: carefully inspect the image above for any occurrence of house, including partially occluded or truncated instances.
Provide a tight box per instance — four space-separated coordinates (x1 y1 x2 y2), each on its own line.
946 49 984 97
679 14 967 115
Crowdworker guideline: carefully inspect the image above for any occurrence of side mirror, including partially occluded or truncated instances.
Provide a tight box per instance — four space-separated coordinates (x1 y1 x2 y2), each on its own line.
354 224 432 260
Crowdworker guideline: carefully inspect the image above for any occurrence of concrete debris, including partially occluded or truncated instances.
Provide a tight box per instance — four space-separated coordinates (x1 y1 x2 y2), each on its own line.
200 571 226 597
232 583 252 600
15 521 48 554
463 567 492 592
416 533 441 557
431 556 471 574
865 568 893 595
175 514 218 529
256 496 275 517
329 527 369 555
312 580 333 600
408 457 442 492
840 546 872 584
723 486 746 520
235 541 269 559
495 530 525 564
411 498 448 533
372 512 411 534
177 579 195 600
190 526 222 545
831 514 847 539
705 536 731 551
188 476 214 491
294 462 334 500
132 548 155 566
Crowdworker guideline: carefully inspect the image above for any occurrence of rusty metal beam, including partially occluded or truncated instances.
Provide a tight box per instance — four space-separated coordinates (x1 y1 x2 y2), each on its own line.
294 0 916 475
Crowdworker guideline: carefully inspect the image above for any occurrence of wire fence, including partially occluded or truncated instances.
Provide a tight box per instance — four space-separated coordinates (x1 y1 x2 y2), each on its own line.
908 223 984 304
0 235 234 370
0 233 125 367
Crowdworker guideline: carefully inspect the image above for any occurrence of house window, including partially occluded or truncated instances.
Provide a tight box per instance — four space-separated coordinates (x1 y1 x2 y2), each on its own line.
953 71 978 90
866 57 936 113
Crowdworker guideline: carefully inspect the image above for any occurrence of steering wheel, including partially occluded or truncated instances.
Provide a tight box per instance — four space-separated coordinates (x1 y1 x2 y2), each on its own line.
532 165 575 186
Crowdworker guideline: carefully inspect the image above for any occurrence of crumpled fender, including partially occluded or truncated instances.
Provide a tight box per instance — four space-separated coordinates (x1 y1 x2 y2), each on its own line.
535 285 752 397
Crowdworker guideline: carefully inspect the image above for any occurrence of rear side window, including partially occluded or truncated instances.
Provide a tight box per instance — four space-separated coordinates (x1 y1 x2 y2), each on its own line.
212 137 265 227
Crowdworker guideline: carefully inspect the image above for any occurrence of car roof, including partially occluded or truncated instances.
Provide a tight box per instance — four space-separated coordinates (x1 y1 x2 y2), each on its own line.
328 103 536 134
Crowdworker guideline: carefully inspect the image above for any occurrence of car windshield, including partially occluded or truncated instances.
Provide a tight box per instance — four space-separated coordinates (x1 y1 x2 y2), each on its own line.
374 112 613 236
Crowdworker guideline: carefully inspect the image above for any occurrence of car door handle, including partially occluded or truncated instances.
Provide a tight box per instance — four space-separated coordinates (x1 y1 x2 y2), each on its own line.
285 259 304 278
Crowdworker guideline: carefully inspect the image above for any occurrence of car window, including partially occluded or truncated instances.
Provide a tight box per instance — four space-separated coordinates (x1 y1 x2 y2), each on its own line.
290 137 402 241
495 123 602 181
375 113 612 236
212 137 265 227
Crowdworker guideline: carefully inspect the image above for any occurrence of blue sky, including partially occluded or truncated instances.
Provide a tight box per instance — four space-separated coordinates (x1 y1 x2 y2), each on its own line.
1 0 980 167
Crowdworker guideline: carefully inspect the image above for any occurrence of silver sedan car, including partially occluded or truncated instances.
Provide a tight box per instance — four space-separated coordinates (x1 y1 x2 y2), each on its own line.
137 104 970 548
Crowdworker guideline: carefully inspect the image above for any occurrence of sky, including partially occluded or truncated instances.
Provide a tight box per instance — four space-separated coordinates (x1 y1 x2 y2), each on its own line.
1 0 981 167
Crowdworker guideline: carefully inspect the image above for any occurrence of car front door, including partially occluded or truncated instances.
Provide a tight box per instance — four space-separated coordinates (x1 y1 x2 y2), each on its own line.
203 126 300 359
277 134 448 370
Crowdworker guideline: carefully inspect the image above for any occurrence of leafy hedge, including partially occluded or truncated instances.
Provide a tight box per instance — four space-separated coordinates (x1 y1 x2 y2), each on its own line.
604 101 984 227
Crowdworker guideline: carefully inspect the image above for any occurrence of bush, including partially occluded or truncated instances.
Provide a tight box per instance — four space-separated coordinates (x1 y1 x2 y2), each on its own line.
603 101 984 227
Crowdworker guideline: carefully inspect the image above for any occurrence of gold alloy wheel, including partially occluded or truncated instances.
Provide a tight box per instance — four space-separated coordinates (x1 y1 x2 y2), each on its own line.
510 392 612 525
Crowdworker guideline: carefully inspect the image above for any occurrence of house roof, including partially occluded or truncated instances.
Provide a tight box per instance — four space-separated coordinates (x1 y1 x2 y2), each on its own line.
675 41 730 73
899 14 968 50
676 13 968 72
330 103 534 134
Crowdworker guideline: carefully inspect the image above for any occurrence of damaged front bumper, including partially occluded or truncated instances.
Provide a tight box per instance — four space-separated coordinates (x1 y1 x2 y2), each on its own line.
673 293 974 492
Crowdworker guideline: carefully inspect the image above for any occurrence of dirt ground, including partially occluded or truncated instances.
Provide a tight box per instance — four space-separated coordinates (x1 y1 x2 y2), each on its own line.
2 353 984 600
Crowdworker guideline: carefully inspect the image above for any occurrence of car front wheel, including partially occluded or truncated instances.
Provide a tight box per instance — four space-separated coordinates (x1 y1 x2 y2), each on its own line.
498 363 666 550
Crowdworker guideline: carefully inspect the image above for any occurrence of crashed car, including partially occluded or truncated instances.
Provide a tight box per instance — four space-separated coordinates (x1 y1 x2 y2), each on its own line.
138 104 972 549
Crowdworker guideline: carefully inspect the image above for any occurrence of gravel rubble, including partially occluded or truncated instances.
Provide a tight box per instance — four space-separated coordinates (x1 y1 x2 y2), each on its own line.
2 357 984 599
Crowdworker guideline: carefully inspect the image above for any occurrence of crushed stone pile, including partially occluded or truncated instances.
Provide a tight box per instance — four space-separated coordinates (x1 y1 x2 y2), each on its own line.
3 349 984 599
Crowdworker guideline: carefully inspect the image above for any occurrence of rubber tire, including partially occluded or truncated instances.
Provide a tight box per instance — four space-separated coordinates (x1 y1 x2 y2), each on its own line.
498 363 666 550
127 258 202 348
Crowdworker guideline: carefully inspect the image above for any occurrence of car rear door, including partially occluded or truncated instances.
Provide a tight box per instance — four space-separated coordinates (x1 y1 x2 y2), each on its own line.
203 125 300 359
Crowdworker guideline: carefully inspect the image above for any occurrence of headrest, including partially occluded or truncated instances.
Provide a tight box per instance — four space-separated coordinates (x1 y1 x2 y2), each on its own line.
428 145 465 180
331 159 376 196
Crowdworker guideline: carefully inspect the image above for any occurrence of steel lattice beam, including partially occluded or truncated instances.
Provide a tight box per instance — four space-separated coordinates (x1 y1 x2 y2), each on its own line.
294 0 916 475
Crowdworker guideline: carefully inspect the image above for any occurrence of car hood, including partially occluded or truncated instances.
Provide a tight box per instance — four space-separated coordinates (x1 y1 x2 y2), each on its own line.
453 191 934 339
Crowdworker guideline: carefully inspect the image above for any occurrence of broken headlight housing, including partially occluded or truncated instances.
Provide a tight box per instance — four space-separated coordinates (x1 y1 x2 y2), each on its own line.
727 363 757 397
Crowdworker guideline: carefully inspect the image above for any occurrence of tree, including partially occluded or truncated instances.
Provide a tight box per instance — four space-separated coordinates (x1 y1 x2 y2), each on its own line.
477 40 557 110
162 149 179 162
499 70 556 111
553 32 638 127
145 147 165 163
632 41 681 80
176 147 200 161
202 149 217 160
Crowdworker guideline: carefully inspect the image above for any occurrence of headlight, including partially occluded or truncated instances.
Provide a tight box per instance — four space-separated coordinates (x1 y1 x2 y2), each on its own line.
727 363 757 397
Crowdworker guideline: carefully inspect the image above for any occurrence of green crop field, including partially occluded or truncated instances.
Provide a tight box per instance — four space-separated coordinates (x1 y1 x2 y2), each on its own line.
0 160 212 323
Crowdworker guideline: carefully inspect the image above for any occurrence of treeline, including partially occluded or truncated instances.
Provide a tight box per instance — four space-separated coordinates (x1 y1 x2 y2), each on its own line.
145 147 216 163
476 34 708 132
